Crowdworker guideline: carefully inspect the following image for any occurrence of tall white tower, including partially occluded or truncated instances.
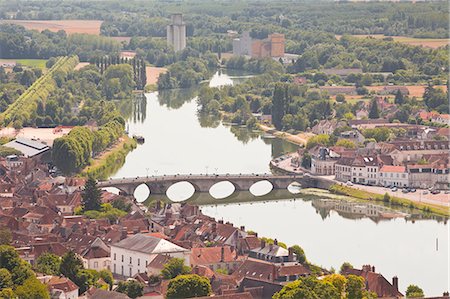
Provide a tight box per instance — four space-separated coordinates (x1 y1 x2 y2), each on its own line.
167 14 186 52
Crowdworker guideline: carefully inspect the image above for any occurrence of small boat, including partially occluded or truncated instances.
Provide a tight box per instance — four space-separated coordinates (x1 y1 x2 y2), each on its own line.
262 133 276 139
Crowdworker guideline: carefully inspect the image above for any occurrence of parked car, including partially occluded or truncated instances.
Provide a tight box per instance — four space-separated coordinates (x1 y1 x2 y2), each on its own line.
346 181 353 186
423 190 429 195
410 188 416 193
431 190 441 195
391 187 398 192
402 188 409 193
444 190 450 194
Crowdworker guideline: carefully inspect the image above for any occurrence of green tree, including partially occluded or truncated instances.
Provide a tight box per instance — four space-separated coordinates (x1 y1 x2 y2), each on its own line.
166 274 212 299
59 251 83 283
35 253 61 275
116 280 144 299
273 276 340 299
291 245 307 264
82 177 102 212
0 268 13 289
346 275 365 299
161 258 191 279
340 262 353 274
394 90 404 105
368 98 380 119
99 269 114 290
14 278 50 299
406 285 424 298
0 227 12 245
0 288 14 298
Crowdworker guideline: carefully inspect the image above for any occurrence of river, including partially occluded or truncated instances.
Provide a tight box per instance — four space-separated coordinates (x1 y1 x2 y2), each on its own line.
112 70 449 296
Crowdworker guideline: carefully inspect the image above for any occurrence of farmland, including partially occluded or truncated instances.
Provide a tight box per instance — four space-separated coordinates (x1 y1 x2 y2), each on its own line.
336 34 449 49
0 59 47 69
0 20 102 35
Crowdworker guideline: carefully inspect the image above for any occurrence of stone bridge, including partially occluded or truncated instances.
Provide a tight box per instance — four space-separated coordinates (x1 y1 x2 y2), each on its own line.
97 173 330 196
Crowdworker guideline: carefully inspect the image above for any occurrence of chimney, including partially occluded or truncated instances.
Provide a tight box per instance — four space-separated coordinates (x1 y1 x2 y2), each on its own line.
273 239 278 246
260 239 266 248
254 232 258 238
372 266 375 272
220 246 225 262
288 247 294 262
392 276 398 291
443 292 449 296
362 265 371 273
218 219 223 224
240 226 245 232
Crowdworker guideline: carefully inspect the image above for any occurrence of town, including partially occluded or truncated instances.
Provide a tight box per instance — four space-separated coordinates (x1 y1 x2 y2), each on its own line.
0 0 449 298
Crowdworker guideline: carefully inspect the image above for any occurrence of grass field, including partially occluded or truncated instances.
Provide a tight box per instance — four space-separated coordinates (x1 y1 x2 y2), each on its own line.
336 34 449 49
0 20 102 35
0 59 47 69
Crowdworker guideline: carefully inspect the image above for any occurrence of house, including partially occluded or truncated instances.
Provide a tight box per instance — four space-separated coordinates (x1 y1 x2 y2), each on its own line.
46 276 79 299
81 238 111 271
341 265 403 298
350 155 380 185
85 289 130 299
311 120 343 135
146 253 172 276
339 130 365 144
310 147 340 175
386 141 449 165
379 165 408 187
248 240 295 264
110 234 190 278
190 246 243 273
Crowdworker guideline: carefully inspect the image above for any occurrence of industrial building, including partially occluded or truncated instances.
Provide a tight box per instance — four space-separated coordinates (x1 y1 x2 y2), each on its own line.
167 14 186 52
232 32 285 58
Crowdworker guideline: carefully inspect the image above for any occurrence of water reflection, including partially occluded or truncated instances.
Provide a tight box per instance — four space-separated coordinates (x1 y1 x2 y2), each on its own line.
158 87 198 109
197 112 221 128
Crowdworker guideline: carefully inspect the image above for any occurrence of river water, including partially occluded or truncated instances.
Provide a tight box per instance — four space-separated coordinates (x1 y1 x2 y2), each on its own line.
113 70 449 296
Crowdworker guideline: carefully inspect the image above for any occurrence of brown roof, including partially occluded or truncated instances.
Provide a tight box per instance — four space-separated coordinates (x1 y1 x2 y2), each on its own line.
191 246 239 266
380 165 406 173
148 254 171 270
47 276 78 293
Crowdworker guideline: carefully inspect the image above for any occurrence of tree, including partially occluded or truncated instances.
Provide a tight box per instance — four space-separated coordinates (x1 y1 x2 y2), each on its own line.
346 275 365 299
0 226 12 245
0 268 13 289
394 90 404 105
340 262 353 274
336 139 356 149
99 269 114 290
406 285 424 298
14 278 50 299
290 245 307 264
383 193 391 203
35 253 61 275
116 280 144 299
166 274 212 299
161 258 191 279
368 98 380 119
322 274 347 296
301 153 312 169
82 177 102 212
336 94 346 103
273 276 340 299
60 251 83 283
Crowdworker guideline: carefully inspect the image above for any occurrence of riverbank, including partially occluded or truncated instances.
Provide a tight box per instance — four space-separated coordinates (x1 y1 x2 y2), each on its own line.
81 135 137 180
257 124 314 146
330 184 450 217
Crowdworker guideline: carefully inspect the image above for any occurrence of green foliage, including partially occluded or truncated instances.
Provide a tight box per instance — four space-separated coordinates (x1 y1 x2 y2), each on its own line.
103 64 135 99
362 127 392 142
383 193 391 203
35 253 61 275
368 98 380 119
291 245 307 264
14 277 50 299
0 146 21 158
0 268 13 289
82 177 102 212
306 134 331 150
99 270 114 290
166 274 212 299
273 275 340 299
406 284 425 298
0 56 79 127
60 251 83 283
335 139 356 149
116 280 144 299
340 262 353 274
0 227 12 245
161 258 192 279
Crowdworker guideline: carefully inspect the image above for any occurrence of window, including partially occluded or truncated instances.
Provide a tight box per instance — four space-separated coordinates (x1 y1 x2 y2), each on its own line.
121 266 124 275
130 257 132 264
121 255 124 262
138 259 140 266
94 262 98 268
114 264 116 273
114 253 116 260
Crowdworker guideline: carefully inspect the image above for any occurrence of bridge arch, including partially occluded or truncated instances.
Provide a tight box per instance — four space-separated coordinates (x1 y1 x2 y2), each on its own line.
166 181 196 202
249 180 273 196
134 183 150 203
209 181 236 199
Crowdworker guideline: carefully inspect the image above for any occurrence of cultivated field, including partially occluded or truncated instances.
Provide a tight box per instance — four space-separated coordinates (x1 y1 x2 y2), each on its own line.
0 20 103 35
0 59 47 69
367 85 447 98
146 66 167 85
336 34 449 49
74 62 90 70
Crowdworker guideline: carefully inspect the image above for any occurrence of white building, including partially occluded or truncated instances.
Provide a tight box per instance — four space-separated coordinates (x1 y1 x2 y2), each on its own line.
167 14 186 52
232 31 252 56
351 156 379 185
379 165 408 187
111 234 190 278
46 276 79 299
81 238 111 271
